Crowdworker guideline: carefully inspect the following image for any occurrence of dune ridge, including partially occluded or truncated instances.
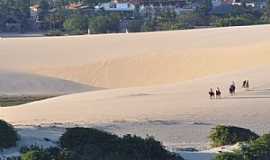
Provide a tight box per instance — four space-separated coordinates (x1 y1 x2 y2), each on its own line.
1 25 270 88
1 25 270 149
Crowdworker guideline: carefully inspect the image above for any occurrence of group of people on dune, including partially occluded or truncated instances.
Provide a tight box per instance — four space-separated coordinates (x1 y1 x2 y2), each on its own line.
209 80 249 99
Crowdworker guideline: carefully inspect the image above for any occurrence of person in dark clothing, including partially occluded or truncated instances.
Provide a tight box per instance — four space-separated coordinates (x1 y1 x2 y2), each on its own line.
216 88 221 99
229 82 236 96
242 80 246 88
246 80 249 89
209 88 215 99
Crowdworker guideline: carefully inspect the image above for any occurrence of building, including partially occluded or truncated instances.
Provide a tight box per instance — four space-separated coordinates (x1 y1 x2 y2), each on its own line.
30 5 40 22
212 0 223 7
95 2 136 12
212 0 267 9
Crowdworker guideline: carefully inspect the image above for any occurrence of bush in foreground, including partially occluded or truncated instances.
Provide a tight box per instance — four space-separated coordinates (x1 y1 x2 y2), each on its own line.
60 127 183 160
21 150 50 160
209 125 259 147
214 133 270 160
240 134 270 160
0 119 18 149
215 152 243 160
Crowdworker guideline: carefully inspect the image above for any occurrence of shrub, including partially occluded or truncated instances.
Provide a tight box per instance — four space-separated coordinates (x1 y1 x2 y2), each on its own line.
209 125 259 147
215 152 243 160
0 119 18 149
63 16 88 35
45 30 64 36
20 147 62 160
119 134 181 160
240 134 270 160
215 134 270 160
60 127 183 160
21 150 50 160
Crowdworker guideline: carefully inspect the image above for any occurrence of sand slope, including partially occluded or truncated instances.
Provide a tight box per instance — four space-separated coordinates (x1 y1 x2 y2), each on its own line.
1 25 270 88
1 66 270 149
0 70 96 95
1 25 270 150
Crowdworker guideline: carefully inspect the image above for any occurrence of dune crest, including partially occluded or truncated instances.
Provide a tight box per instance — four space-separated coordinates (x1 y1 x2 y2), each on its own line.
0 25 270 88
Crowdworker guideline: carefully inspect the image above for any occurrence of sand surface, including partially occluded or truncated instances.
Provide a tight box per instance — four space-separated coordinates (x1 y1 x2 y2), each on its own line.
1 25 270 88
1 66 270 150
0 25 270 151
0 70 96 96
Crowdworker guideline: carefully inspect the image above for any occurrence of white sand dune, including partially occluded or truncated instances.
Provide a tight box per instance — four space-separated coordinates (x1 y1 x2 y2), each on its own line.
1 66 270 150
0 70 96 95
1 25 270 88
1 25 270 152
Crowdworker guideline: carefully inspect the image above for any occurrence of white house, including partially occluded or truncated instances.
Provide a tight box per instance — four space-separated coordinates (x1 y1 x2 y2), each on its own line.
212 0 223 7
232 0 242 6
95 2 135 12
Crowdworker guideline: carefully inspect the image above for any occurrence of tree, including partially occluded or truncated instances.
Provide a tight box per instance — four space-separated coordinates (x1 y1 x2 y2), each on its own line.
241 134 270 160
64 15 88 34
59 127 183 160
261 0 270 23
89 14 120 34
215 152 243 160
0 119 18 149
209 125 259 147
82 0 110 8
21 150 50 160
214 134 270 160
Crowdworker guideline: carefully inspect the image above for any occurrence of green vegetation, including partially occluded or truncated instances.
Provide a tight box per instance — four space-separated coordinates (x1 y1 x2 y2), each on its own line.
1 0 270 35
60 127 183 160
13 127 183 160
240 134 270 160
21 150 50 160
0 96 55 107
0 120 18 149
89 13 121 34
214 134 270 160
63 15 88 35
215 152 243 160
209 125 259 147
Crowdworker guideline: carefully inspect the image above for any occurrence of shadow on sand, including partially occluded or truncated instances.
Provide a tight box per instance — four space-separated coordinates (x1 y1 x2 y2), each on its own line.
223 96 270 99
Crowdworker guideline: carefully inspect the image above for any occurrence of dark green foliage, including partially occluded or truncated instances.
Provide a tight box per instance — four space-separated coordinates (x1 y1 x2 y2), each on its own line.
215 152 243 160
21 150 50 160
213 15 255 27
64 15 89 35
1 0 270 34
60 127 183 160
20 146 65 160
214 134 270 160
209 125 259 147
0 119 18 149
45 30 64 36
0 0 31 32
60 127 119 151
240 134 270 160
89 14 121 34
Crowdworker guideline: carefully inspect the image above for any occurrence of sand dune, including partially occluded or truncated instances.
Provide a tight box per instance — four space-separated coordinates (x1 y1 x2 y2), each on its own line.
1 66 270 149
1 25 270 150
0 70 96 95
1 25 270 88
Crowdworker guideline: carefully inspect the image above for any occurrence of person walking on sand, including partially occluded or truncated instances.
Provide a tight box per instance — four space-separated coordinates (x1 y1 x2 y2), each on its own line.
216 88 221 99
242 80 246 88
209 88 215 99
246 80 249 89
229 81 236 96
